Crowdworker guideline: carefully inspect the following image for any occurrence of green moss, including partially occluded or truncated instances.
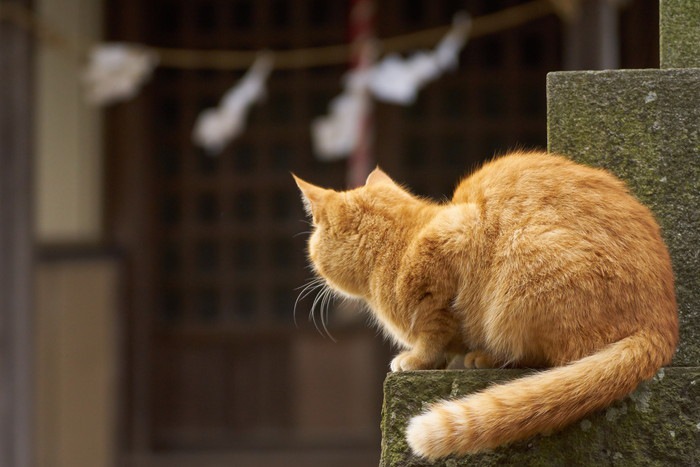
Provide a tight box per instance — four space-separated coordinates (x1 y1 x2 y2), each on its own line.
547 69 700 366
381 369 700 466
660 0 700 68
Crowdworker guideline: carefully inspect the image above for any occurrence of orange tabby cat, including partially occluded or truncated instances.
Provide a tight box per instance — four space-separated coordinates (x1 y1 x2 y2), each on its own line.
293 151 678 459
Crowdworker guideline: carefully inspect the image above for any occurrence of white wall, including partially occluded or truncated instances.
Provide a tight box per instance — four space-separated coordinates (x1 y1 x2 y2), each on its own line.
35 0 104 243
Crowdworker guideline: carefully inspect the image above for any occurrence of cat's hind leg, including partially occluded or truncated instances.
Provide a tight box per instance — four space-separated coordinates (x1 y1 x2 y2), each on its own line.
463 350 499 368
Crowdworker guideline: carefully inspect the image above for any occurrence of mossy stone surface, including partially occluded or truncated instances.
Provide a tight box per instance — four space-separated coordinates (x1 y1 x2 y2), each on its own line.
380 368 700 467
547 69 700 367
660 0 700 68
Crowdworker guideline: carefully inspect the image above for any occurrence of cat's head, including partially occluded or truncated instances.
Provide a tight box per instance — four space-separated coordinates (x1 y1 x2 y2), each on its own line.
293 168 416 298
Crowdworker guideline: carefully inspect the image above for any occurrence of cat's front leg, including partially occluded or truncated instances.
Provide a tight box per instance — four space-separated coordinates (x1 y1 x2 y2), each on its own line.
391 225 462 371
390 322 455 372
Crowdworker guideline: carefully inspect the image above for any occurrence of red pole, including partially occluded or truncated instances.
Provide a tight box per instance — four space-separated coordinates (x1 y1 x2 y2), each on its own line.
347 0 376 188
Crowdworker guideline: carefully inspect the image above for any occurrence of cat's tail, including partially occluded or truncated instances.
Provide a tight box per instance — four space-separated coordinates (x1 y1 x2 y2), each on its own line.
405 329 675 459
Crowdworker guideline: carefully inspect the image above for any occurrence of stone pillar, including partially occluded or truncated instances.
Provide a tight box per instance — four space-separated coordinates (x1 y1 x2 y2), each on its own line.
660 0 700 68
380 3 700 465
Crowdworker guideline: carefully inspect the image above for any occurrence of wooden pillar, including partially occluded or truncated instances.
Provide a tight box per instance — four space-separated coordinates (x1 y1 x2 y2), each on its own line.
347 0 376 188
563 0 621 70
0 1 35 466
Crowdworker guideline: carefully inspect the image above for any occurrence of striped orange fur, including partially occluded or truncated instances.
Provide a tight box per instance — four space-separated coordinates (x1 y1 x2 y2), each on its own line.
294 151 678 459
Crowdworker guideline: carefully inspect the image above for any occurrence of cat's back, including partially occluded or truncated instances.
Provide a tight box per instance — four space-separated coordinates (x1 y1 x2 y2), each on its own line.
453 151 627 207
451 150 664 257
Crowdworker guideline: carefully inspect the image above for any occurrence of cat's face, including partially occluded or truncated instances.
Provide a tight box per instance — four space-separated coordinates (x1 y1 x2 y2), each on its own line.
293 168 411 298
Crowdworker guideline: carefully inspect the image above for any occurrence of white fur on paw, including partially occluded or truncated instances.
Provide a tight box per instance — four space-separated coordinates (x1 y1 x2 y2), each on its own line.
406 411 449 459
390 354 409 372
390 352 416 372
391 351 443 371
406 402 469 459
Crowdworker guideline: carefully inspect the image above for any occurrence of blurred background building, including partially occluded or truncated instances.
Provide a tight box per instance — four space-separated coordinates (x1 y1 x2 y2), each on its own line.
1 0 659 466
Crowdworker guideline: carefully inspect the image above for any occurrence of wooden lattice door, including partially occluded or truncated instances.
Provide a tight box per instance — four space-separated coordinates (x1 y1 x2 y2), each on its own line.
108 2 390 465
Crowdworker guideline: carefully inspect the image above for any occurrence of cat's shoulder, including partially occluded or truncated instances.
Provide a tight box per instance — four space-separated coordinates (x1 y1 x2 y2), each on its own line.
414 203 481 251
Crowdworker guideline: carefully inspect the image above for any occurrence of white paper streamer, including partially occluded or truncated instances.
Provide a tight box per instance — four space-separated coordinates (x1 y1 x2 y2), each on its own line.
193 53 274 154
368 12 471 105
311 12 471 160
367 52 437 105
311 70 371 161
82 43 159 105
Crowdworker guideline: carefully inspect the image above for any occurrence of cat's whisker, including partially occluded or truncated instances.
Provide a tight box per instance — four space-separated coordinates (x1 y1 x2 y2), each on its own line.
293 277 325 328
320 287 337 342
317 287 328 336
294 276 324 293
309 284 327 335
303 282 338 342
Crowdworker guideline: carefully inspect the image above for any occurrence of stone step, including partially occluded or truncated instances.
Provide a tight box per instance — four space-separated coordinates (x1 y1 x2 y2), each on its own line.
380 368 700 466
547 68 700 366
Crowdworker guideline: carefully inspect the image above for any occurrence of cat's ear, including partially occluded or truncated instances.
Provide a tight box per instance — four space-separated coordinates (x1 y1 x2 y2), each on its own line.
292 174 329 218
365 167 395 186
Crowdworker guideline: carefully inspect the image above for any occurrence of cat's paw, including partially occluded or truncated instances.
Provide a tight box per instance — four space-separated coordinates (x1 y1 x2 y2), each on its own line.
464 350 497 369
391 351 442 371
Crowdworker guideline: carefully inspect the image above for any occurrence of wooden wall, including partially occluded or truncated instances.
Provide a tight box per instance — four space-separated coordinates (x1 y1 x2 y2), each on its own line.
35 251 121 467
